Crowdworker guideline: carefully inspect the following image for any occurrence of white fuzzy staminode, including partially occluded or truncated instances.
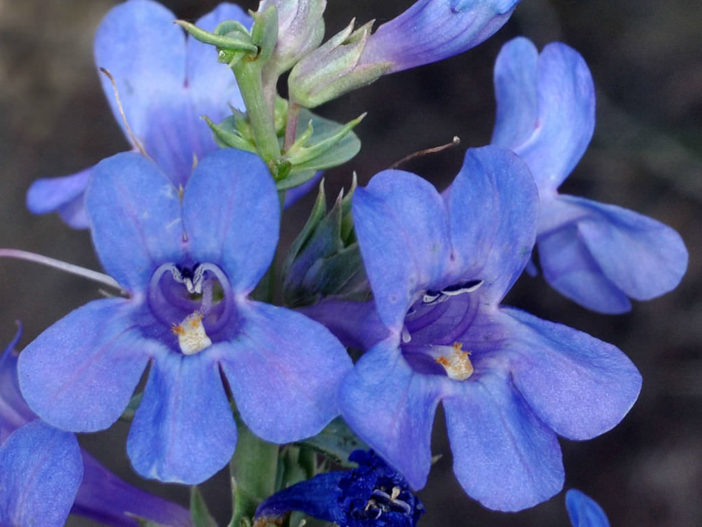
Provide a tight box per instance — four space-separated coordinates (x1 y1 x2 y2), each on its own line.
171 312 212 355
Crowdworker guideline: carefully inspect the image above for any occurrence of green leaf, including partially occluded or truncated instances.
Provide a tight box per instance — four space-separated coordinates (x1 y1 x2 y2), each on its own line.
191 486 218 527
295 417 368 467
285 111 364 173
205 116 257 152
175 20 257 54
283 181 328 276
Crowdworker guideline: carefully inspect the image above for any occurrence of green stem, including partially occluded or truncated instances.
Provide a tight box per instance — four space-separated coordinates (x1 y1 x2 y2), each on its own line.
229 419 279 527
233 61 281 172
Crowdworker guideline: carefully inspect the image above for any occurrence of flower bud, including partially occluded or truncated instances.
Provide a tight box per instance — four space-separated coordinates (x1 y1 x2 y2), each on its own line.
360 0 521 73
258 0 327 74
288 18 391 108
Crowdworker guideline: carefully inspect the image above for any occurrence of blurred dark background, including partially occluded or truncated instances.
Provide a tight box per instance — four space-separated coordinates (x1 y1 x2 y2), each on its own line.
1 1 700 525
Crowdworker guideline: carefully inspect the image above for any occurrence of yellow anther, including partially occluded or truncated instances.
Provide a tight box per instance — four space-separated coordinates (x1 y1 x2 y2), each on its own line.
435 342 474 381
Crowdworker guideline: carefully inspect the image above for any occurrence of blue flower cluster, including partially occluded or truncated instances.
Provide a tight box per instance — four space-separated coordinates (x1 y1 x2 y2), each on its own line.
0 0 688 525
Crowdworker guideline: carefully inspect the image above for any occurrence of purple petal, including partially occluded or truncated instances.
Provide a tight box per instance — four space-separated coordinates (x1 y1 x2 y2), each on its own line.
0 421 83 527
187 3 249 115
0 328 34 442
443 372 563 511
183 149 279 294
85 152 184 292
502 307 641 439
538 223 632 314
26 167 93 229
566 489 611 527
361 0 519 73
218 301 351 443
339 340 444 489
492 39 595 192
95 0 185 146
353 170 452 331
18 299 152 432
538 194 687 313
491 37 539 151
74 451 191 527
298 299 390 351
445 146 538 304
128 352 236 484
569 195 688 302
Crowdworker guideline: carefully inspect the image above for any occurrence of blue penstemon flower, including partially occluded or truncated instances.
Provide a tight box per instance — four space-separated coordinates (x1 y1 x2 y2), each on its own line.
566 489 610 527
25 0 248 228
255 450 425 527
491 37 688 313
18 148 351 484
338 145 642 511
0 327 191 527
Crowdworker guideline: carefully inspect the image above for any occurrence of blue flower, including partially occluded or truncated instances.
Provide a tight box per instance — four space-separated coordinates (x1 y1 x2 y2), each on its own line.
255 450 424 527
25 0 249 229
566 489 610 527
360 0 521 74
339 146 642 511
0 327 191 527
18 148 351 484
491 37 688 313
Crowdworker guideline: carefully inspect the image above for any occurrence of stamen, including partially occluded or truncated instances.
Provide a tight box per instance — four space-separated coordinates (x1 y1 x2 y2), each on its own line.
435 342 474 381
171 312 212 355
0 249 122 291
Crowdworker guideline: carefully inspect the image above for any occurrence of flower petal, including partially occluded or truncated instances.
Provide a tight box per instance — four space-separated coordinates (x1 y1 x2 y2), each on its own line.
339 340 444 489
492 39 595 192
25 167 93 229
361 0 519 74
443 372 563 511
446 146 538 303
0 329 34 442
95 0 185 147
183 149 280 294
491 37 539 152
85 152 184 292
0 421 82 527
538 223 632 314
566 489 611 527
298 299 390 351
18 299 152 432
218 301 351 444
569 195 688 302
74 450 191 527
502 307 641 439
186 3 249 115
128 352 236 484
353 170 452 331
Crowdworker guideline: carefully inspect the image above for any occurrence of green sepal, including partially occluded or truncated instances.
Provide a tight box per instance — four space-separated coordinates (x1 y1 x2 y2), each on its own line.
294 417 368 468
133 518 168 527
175 20 257 54
274 96 289 135
250 6 278 63
275 169 317 191
190 487 218 527
119 391 143 422
285 111 364 173
282 180 367 306
205 116 257 152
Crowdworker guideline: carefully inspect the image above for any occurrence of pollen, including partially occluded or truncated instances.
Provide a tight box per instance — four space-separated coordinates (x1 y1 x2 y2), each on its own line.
171 312 212 355
435 342 474 381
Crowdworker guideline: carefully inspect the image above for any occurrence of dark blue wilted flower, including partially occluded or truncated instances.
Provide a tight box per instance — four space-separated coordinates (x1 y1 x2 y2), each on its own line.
566 489 610 527
26 0 249 229
491 37 688 313
255 450 424 527
18 148 351 484
335 146 641 511
0 326 191 527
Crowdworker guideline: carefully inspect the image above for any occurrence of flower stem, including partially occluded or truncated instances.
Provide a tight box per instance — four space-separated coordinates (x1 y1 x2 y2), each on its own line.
233 60 281 173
